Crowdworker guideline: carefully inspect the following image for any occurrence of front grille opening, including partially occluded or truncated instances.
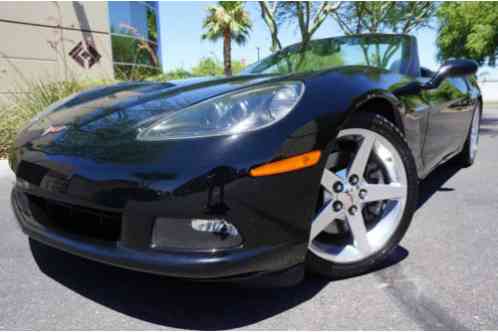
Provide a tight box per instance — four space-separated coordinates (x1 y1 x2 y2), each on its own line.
17 161 49 186
27 195 122 242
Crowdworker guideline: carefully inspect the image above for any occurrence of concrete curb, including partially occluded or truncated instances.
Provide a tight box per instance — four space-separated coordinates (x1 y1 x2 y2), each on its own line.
0 159 13 179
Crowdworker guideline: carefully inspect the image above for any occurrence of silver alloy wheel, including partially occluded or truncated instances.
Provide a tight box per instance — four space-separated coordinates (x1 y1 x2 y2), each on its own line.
469 108 480 161
309 128 408 264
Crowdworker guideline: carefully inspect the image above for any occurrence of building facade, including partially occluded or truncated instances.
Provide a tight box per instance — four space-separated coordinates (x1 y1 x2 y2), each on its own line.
0 1 162 103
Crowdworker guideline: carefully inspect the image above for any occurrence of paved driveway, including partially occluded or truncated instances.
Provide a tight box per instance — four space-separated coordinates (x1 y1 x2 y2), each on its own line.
1 108 497 330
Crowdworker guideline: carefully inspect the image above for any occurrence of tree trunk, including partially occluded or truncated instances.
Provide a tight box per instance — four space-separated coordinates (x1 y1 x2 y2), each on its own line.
295 35 310 71
271 31 282 52
223 29 232 76
259 2 282 52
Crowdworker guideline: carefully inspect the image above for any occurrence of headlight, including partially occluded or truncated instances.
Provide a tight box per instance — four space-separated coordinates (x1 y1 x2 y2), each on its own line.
137 82 304 141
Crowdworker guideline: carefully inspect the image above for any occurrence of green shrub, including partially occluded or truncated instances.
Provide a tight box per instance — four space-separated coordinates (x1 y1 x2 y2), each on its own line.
0 79 113 159
149 68 193 81
191 57 224 76
150 57 246 82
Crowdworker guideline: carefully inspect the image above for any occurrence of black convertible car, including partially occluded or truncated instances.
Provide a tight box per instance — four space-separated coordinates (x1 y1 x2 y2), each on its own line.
10 34 480 286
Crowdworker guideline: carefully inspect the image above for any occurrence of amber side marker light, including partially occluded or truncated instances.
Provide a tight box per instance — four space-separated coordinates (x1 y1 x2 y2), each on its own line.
250 150 322 177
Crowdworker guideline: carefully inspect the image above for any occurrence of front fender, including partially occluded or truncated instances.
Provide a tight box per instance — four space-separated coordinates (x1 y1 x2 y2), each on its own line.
291 68 427 178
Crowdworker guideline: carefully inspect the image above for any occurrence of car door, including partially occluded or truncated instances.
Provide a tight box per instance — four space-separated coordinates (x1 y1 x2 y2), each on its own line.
422 76 473 171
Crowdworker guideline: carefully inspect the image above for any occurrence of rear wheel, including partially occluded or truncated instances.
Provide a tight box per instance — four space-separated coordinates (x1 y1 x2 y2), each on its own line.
307 113 418 279
456 103 481 167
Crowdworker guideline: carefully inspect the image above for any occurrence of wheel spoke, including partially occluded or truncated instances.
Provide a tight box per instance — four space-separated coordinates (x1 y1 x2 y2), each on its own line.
310 202 344 241
362 183 406 203
349 133 376 180
321 168 344 192
346 212 371 254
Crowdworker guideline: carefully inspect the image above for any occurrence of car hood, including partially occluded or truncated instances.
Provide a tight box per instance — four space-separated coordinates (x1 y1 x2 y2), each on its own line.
20 75 283 140
10 73 309 169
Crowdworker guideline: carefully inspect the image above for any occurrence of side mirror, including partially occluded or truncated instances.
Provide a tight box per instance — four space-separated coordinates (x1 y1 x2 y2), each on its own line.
423 59 478 89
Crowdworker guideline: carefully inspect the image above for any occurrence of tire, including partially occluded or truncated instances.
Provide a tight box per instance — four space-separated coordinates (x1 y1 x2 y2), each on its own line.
455 103 481 167
306 113 418 279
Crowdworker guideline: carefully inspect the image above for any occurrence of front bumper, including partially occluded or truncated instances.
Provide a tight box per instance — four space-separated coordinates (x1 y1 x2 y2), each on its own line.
9 132 324 284
13 186 305 282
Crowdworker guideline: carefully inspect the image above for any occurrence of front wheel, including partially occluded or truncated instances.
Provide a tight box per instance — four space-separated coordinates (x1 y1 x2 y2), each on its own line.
307 113 418 279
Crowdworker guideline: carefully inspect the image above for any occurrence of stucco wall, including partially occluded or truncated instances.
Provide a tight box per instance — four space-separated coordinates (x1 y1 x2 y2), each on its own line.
0 1 114 103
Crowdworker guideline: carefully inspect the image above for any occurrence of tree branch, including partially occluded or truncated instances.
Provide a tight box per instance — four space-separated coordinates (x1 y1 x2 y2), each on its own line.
259 1 282 51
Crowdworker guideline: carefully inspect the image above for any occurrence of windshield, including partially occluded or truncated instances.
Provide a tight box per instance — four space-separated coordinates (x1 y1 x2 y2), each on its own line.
244 35 412 75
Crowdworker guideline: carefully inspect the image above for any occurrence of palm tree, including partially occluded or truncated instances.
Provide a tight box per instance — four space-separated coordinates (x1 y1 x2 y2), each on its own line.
202 2 251 76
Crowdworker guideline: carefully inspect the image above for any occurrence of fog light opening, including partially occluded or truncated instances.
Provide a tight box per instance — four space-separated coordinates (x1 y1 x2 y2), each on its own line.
151 217 242 250
191 218 239 238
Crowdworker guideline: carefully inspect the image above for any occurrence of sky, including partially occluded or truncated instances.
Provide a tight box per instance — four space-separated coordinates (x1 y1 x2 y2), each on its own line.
157 1 496 78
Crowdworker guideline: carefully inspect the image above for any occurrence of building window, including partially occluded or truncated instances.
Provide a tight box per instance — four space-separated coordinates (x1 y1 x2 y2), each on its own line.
108 1 160 79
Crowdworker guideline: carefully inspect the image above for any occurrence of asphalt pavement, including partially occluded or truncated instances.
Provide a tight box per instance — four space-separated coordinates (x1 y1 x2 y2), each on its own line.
0 108 497 330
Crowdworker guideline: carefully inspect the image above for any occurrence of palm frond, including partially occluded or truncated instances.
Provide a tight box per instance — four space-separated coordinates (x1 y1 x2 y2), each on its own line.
201 1 252 45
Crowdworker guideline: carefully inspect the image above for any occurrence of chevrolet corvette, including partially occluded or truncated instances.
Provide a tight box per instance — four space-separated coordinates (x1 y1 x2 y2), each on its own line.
9 34 480 286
